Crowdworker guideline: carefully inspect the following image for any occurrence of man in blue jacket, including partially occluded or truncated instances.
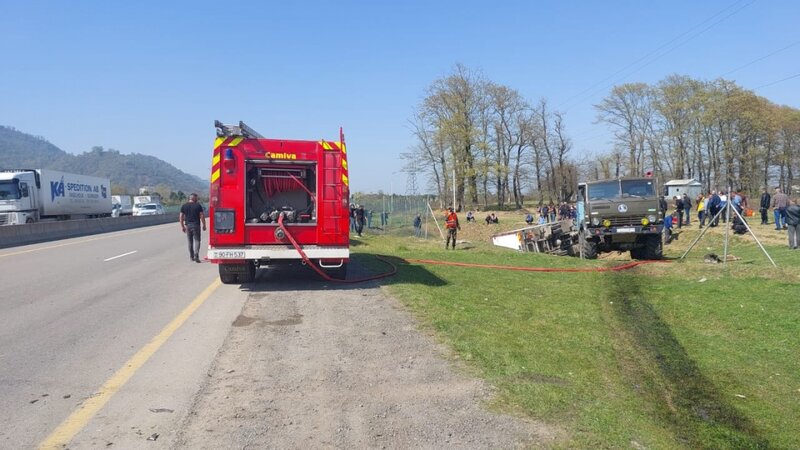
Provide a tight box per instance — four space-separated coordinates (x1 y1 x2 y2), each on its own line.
708 191 721 227
664 211 675 244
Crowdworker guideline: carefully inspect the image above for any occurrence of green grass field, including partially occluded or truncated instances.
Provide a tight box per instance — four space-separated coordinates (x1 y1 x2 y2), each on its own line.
351 217 800 449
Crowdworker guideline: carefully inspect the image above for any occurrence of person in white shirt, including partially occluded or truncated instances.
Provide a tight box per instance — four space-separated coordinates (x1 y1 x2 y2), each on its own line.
719 192 729 223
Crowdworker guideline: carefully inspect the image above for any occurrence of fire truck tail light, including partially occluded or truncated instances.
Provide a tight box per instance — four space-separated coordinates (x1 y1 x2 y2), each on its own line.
214 209 235 233
223 148 236 174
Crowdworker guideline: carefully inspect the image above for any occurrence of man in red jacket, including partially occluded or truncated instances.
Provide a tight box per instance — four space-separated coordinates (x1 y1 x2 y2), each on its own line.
445 207 460 250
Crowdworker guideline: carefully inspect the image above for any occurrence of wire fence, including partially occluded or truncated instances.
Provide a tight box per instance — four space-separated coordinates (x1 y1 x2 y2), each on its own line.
350 194 441 236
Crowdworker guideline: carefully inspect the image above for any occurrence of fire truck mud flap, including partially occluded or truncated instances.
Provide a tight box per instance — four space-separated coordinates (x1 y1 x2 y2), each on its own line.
218 262 256 284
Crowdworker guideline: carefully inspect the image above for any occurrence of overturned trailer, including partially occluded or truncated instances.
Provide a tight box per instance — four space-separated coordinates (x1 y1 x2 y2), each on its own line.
491 219 579 256
492 177 664 261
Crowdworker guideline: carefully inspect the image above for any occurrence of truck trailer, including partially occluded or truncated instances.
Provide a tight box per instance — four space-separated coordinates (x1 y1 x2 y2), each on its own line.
111 195 133 216
0 169 111 225
207 121 350 284
133 195 161 205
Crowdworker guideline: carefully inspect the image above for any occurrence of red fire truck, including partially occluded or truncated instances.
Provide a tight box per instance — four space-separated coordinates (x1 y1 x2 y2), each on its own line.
207 121 350 284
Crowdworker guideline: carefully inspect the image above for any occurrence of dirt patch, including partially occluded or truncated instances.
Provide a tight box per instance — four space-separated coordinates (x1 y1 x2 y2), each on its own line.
173 266 559 449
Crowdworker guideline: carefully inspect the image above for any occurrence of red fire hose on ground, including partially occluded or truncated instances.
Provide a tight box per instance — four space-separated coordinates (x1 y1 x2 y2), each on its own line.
277 214 669 284
277 213 398 283
402 258 669 273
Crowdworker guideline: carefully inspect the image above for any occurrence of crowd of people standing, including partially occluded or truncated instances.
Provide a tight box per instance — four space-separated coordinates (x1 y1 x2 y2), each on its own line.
661 187 800 249
354 185 800 251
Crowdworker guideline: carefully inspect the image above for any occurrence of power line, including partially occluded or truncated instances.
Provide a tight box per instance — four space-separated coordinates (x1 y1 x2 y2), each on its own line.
559 0 755 113
721 40 800 77
557 0 748 109
754 72 800 90
571 130 613 144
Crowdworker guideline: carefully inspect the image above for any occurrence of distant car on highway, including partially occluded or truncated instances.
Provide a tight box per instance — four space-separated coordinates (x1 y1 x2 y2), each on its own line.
132 203 164 216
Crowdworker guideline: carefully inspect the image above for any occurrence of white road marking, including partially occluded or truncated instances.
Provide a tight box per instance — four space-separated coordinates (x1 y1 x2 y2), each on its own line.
104 251 138 262
0 223 173 259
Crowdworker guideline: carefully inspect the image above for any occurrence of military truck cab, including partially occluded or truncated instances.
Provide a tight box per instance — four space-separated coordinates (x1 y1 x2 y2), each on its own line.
578 177 663 260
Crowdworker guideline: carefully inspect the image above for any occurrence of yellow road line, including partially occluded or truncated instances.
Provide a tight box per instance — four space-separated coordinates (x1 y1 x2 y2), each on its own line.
0 224 173 259
38 278 222 450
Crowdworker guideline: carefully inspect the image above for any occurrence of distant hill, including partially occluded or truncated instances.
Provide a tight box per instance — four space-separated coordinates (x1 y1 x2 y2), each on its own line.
0 125 208 197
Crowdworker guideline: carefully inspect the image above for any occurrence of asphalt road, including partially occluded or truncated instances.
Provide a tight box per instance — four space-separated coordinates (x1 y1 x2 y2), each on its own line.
0 223 244 449
0 225 553 449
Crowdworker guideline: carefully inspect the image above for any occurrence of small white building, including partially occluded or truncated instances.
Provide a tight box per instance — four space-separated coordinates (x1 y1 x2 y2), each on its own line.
665 179 702 199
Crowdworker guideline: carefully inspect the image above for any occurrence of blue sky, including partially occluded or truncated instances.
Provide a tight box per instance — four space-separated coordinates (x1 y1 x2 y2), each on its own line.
1 0 798 194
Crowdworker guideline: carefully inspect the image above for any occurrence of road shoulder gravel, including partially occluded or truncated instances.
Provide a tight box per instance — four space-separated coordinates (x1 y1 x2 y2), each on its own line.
173 267 559 449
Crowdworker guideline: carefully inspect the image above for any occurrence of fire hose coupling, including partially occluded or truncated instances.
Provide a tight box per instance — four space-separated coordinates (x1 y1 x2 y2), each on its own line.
273 211 295 240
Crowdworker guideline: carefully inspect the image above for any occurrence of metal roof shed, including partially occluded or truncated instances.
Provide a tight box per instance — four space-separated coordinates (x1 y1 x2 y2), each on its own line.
665 179 702 199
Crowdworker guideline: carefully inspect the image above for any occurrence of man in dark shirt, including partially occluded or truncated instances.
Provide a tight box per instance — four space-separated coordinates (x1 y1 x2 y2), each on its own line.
355 205 365 237
682 193 692 225
786 199 800 249
180 193 206 262
708 191 721 227
759 187 771 225
674 196 684 229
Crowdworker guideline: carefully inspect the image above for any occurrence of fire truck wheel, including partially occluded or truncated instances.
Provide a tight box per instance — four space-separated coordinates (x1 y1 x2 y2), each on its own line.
219 272 238 284
218 263 255 284
238 262 256 283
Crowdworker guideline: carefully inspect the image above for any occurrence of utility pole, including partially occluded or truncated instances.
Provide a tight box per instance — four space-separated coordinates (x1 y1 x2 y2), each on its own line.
452 169 456 209
403 152 419 213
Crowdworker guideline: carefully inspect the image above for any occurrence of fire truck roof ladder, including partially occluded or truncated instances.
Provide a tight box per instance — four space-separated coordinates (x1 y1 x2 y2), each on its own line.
214 120 265 139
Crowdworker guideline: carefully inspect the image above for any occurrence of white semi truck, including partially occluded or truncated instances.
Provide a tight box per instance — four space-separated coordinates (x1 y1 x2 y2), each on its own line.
0 169 111 225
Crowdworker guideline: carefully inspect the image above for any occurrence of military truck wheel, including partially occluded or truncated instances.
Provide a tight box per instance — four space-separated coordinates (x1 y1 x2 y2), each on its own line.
582 238 598 259
630 248 644 259
642 235 663 260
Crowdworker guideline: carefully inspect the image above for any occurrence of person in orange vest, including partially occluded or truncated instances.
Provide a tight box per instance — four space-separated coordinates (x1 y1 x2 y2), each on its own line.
445 207 460 250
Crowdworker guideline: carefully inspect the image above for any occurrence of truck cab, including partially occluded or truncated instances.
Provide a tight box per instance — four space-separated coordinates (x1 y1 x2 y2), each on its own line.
578 177 663 260
0 170 39 225
0 169 111 225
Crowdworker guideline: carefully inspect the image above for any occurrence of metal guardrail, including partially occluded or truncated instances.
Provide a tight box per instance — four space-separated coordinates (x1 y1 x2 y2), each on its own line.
0 213 178 249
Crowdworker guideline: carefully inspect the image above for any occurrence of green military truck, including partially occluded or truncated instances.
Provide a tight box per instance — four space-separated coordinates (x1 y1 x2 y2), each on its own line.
576 177 664 260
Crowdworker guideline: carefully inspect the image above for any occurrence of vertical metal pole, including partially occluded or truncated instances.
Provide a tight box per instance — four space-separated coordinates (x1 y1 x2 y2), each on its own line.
452 169 456 209
424 195 429 239
723 189 731 267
